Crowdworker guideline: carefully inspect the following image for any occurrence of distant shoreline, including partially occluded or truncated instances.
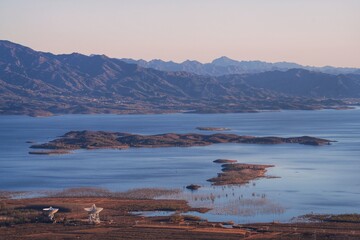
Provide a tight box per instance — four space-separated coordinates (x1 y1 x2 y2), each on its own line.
0 105 358 118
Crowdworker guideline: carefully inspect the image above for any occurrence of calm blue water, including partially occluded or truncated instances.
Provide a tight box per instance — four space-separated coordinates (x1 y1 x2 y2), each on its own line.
0 109 359 223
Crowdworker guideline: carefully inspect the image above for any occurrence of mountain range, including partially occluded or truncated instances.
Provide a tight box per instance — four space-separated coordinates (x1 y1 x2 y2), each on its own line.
121 57 360 76
0 40 359 116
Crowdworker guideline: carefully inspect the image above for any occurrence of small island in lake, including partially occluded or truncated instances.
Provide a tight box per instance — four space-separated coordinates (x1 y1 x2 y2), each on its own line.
30 131 334 153
196 127 231 131
29 150 71 155
208 163 275 186
186 184 201 190
213 159 237 164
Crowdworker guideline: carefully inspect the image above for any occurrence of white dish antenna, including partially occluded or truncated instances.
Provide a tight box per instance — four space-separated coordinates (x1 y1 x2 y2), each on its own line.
43 206 59 221
84 204 103 224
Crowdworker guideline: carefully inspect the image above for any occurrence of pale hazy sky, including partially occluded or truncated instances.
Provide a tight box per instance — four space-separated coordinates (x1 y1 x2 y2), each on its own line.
1 0 359 67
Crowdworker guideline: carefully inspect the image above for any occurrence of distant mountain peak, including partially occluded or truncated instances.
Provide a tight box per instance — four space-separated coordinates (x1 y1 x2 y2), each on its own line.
211 56 239 66
121 55 360 76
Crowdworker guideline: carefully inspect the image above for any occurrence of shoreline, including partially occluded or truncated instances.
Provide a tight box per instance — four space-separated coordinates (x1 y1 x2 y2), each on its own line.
1 193 359 239
0 105 358 118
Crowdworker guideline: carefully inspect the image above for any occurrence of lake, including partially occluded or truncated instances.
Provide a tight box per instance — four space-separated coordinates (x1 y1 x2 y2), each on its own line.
0 109 359 223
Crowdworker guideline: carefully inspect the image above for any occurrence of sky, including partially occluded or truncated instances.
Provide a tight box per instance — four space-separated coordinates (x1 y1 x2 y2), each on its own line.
0 0 359 67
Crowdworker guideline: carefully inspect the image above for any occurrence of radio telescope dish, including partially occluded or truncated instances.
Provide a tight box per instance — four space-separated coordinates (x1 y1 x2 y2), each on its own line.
43 206 59 222
84 204 103 224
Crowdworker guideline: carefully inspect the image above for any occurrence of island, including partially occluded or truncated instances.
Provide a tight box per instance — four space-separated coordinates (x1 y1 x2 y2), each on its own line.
213 159 237 164
28 150 71 155
30 131 333 153
196 127 231 131
208 163 275 186
185 184 201 190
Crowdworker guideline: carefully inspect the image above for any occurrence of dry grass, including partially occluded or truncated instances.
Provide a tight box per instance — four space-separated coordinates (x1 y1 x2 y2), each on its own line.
0 201 46 226
302 213 360 223
46 187 181 199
